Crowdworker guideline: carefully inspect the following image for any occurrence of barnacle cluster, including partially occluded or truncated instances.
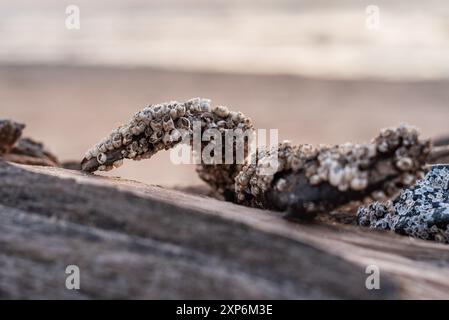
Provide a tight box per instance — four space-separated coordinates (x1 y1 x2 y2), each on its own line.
0 119 25 155
81 99 436 219
0 119 59 167
81 98 254 195
357 165 449 243
235 125 431 216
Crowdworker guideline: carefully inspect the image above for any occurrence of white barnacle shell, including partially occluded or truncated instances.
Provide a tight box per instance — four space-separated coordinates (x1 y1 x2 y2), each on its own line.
122 133 134 146
169 108 178 120
162 132 173 145
367 144 377 158
213 105 230 118
150 120 163 132
350 177 368 191
251 185 260 196
112 136 122 148
152 104 165 119
216 120 227 128
177 117 191 130
343 166 357 181
170 129 182 142
396 157 413 171
90 147 100 158
98 144 108 153
401 173 416 186
105 139 114 151
329 165 344 187
309 175 321 185
229 111 239 123
377 141 389 153
97 152 107 165
275 178 288 192
137 122 147 133
162 115 175 132
149 131 163 144
176 105 186 118
200 99 211 112
142 106 153 120
188 97 201 112
134 111 149 124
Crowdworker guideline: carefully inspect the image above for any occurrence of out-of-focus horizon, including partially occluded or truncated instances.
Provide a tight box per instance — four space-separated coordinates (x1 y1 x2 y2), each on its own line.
1 0 449 80
1 0 449 187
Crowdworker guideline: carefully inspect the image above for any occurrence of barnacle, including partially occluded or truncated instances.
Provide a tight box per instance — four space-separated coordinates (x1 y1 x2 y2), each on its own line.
357 165 449 243
0 119 25 155
0 119 59 167
235 125 431 218
81 98 254 196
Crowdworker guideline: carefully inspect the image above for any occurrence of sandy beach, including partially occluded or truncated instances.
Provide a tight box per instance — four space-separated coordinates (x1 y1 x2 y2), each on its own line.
2 64 449 186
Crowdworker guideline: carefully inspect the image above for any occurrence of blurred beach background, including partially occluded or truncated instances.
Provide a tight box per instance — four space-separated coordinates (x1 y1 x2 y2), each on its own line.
1 0 449 186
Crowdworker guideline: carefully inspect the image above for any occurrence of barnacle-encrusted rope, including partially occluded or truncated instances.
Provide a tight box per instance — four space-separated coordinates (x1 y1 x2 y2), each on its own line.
0 120 25 155
0 119 59 166
81 98 254 197
235 125 431 217
81 98 437 218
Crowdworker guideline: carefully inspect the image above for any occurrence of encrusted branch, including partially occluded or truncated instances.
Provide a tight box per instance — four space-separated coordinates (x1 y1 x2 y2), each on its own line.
0 119 24 155
235 125 431 218
80 99 449 219
0 119 59 167
81 98 254 196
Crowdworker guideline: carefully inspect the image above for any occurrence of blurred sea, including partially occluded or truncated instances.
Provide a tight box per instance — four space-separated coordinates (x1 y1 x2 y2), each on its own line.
1 0 449 80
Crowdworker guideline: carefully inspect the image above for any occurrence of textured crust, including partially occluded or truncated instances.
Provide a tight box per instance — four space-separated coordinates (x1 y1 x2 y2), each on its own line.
235 125 431 216
357 165 449 243
80 101 433 219
0 119 25 155
81 98 254 195
0 120 59 167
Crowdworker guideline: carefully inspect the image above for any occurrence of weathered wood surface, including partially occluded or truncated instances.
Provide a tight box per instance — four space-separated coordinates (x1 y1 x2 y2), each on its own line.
0 160 448 299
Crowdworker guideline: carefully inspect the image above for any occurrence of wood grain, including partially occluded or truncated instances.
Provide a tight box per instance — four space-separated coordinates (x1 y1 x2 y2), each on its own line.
0 160 448 299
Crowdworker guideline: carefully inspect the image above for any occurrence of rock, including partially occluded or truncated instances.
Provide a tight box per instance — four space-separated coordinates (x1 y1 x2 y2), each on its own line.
357 165 449 243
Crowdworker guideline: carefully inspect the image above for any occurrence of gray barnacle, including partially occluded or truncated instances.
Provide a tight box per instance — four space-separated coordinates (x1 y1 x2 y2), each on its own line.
149 131 163 144
162 115 175 132
213 105 230 118
150 120 162 132
177 117 190 130
396 157 414 171
97 152 107 165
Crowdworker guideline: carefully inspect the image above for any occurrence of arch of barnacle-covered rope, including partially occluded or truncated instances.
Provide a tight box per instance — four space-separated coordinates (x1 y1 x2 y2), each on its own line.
81 98 435 218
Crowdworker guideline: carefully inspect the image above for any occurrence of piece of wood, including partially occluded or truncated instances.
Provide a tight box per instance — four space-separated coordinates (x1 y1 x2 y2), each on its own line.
0 160 448 299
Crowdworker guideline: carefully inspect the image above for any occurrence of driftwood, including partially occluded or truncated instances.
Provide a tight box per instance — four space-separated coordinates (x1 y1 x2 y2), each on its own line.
0 160 449 299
